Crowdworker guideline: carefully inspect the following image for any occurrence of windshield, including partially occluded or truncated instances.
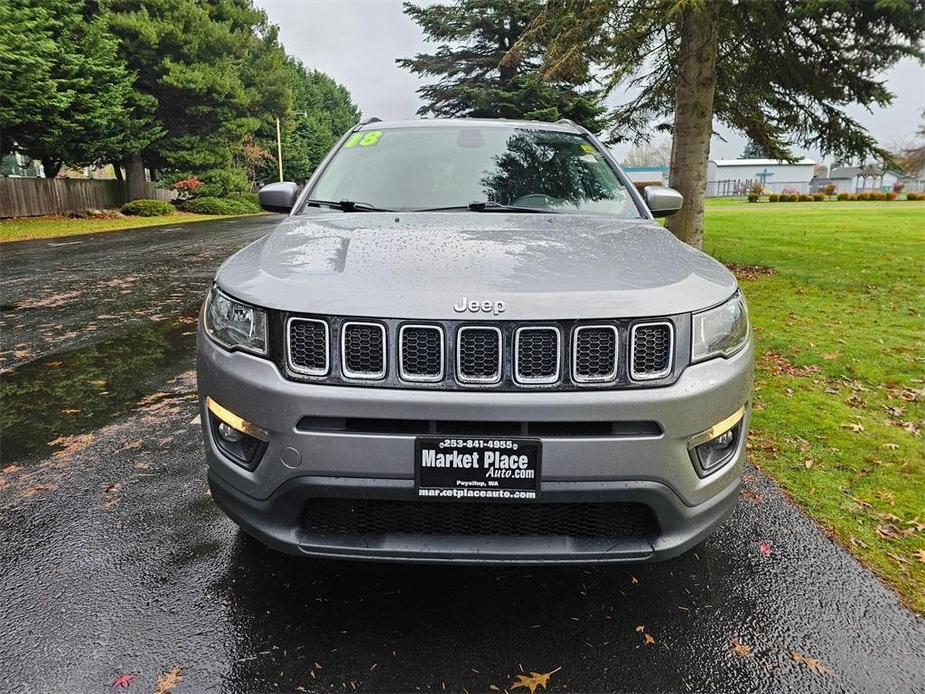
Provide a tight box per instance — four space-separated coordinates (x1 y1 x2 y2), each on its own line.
305 125 641 217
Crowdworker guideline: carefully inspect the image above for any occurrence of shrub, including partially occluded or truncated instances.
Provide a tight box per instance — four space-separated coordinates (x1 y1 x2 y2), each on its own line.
813 193 825 201
781 187 800 196
180 196 261 215
821 183 837 198
747 193 760 203
121 198 175 217
798 194 813 202
171 177 203 200
193 168 251 198
837 192 855 201
907 192 920 201
768 194 779 202
856 192 870 201
748 181 764 196
228 191 260 207
886 191 897 201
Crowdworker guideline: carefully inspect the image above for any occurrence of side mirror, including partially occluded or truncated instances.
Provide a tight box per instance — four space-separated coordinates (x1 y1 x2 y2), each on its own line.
258 182 300 213
643 185 683 218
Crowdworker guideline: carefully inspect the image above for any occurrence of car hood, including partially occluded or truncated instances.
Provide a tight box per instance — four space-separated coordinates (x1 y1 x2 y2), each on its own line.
216 212 737 320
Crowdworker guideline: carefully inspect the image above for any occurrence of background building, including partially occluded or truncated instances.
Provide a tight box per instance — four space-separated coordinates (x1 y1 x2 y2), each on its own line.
706 158 816 196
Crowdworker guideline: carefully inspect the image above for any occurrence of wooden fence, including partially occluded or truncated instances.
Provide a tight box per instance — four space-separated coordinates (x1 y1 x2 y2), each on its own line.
0 178 174 218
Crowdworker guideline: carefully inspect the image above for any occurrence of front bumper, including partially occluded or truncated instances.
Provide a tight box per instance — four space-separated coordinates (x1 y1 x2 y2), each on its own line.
198 329 753 563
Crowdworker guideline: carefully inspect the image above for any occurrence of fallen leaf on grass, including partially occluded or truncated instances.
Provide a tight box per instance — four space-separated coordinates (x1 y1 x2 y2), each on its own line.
510 667 561 693
111 673 136 688
154 665 183 694
883 443 900 450
729 638 751 657
886 552 911 566
876 524 901 540
914 549 925 563
840 422 864 433
875 491 895 506
789 651 834 676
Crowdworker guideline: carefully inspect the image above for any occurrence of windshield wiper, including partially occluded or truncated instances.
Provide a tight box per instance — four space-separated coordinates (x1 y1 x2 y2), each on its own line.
304 199 391 212
417 201 560 214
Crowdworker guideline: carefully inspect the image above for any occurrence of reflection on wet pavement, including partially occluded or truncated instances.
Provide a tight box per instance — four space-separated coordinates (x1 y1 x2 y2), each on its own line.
1 312 198 464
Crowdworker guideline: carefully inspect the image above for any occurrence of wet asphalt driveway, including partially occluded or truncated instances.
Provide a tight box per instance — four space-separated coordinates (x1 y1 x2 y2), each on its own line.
1 217 923 693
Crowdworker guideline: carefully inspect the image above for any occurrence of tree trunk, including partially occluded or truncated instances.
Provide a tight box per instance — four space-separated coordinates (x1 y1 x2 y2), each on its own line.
666 1 720 249
124 151 147 200
111 162 123 182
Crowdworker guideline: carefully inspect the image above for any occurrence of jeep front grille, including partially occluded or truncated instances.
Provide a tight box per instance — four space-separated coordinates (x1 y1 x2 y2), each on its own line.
456 326 502 383
341 321 386 379
287 318 329 376
514 327 560 384
399 325 444 382
283 315 680 390
630 322 673 380
573 325 618 383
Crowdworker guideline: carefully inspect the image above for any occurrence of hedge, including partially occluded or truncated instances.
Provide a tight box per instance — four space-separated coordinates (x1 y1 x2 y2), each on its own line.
179 196 261 215
121 199 175 217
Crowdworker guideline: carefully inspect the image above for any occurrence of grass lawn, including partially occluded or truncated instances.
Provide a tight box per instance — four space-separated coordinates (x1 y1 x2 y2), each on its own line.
0 211 263 243
704 200 924 612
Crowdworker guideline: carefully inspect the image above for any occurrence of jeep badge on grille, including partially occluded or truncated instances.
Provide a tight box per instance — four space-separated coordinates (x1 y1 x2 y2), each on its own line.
453 297 506 315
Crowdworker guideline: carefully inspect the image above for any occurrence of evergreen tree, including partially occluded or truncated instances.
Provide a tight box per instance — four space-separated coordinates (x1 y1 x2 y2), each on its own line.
106 0 292 198
0 0 142 177
398 0 606 131
739 139 766 160
510 0 924 248
274 59 361 183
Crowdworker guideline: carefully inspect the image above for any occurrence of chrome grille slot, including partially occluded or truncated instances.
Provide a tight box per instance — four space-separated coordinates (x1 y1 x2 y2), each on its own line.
399 325 444 382
573 325 618 383
456 326 502 384
514 327 560 384
287 318 329 376
630 322 673 380
341 321 386 379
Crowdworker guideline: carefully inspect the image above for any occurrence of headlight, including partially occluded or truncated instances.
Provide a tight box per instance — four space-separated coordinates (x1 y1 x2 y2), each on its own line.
692 292 749 363
204 286 267 356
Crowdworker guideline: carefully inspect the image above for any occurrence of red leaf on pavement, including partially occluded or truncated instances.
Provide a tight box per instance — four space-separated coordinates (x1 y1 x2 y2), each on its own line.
759 542 772 555
111 674 136 689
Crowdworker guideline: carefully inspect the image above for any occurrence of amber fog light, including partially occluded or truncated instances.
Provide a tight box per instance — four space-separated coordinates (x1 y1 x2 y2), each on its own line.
206 397 268 470
688 406 746 477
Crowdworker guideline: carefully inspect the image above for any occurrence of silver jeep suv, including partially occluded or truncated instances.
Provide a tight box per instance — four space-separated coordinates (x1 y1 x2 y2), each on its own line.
197 118 753 563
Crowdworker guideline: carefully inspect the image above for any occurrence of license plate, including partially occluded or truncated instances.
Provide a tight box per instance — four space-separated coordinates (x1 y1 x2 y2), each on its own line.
415 437 541 501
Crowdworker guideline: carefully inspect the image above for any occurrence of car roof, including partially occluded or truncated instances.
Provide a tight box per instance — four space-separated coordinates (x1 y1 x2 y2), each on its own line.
356 117 585 133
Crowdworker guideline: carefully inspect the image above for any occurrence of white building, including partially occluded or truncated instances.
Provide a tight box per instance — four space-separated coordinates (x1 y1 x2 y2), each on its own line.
706 158 816 196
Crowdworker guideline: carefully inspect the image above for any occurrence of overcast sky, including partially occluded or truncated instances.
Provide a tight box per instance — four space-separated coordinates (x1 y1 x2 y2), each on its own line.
257 0 924 164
